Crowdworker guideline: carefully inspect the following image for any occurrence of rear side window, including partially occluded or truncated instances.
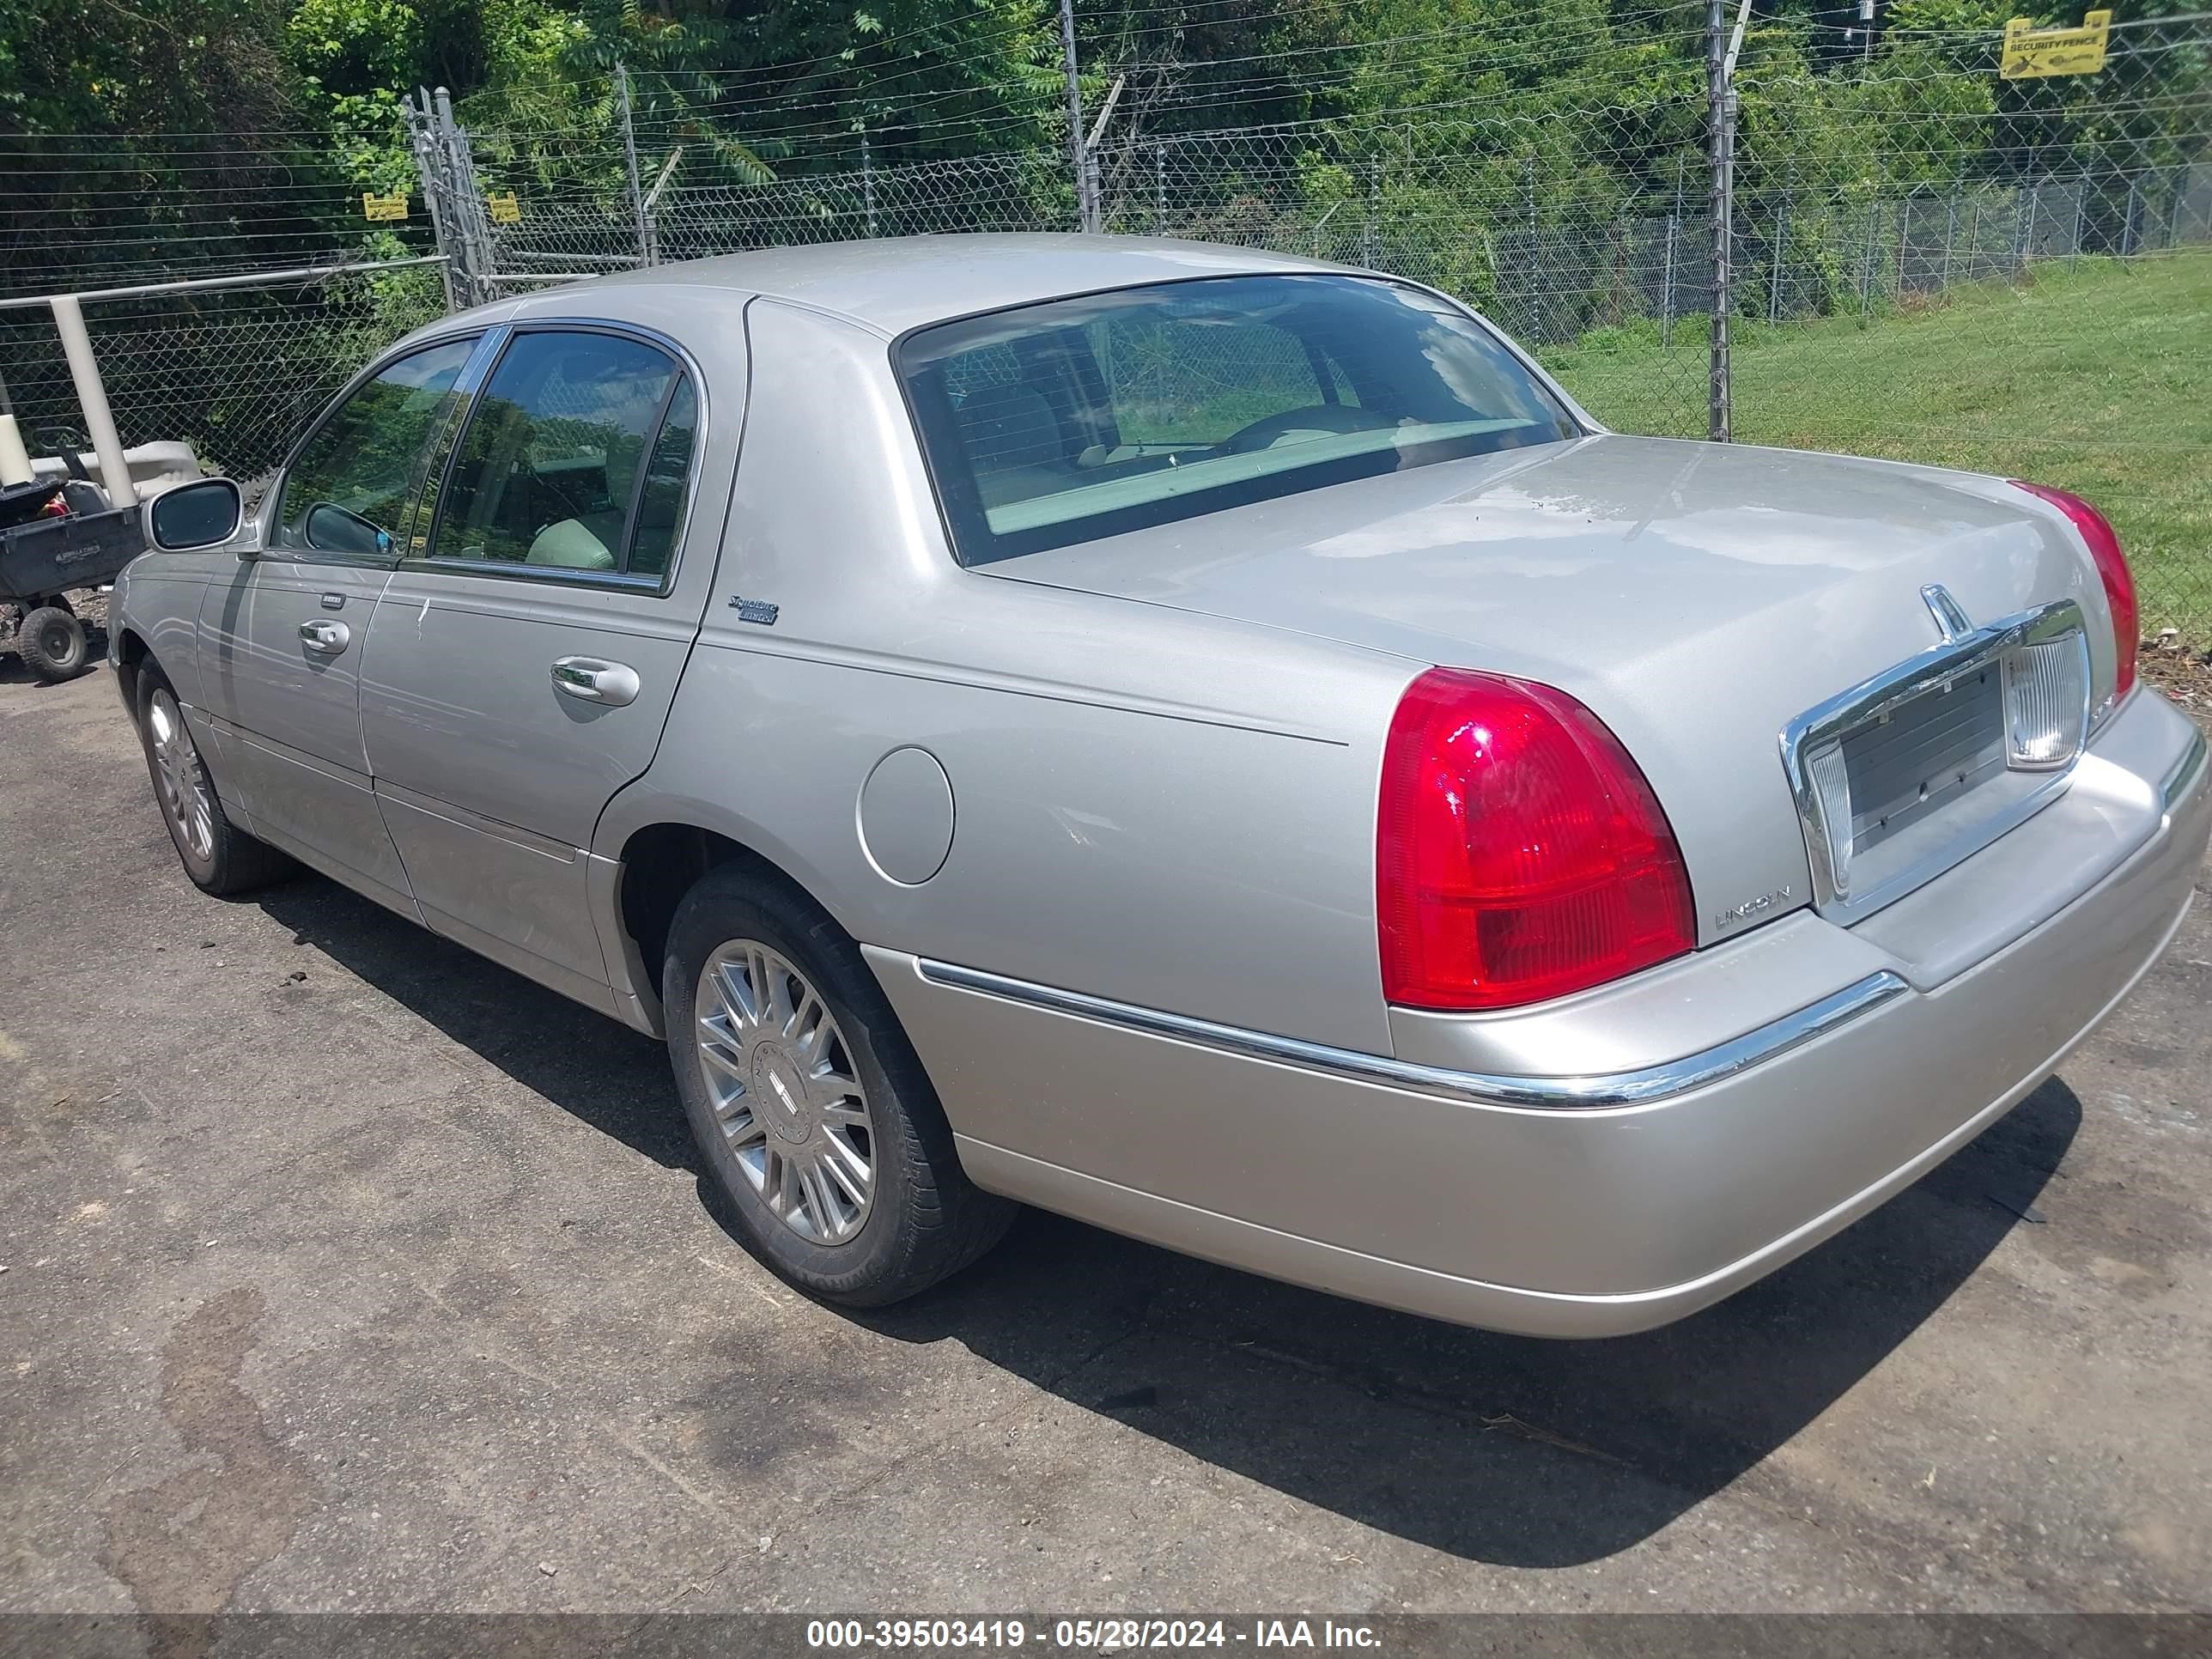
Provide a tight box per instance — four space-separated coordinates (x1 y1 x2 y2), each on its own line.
424 330 696 581
274 337 477 559
897 274 1578 566
626 377 698 580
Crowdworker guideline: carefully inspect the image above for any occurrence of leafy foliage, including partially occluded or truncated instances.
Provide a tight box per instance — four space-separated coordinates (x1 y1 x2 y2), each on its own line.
0 0 2203 301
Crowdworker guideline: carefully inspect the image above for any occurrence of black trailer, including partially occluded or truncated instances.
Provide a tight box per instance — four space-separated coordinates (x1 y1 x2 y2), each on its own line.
0 477 145 682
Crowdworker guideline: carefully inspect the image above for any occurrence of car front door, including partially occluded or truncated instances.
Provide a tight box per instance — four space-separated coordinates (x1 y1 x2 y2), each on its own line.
358 324 712 1001
199 335 482 911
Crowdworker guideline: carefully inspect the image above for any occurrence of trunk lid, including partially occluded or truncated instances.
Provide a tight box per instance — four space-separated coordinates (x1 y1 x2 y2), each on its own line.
991 434 2111 945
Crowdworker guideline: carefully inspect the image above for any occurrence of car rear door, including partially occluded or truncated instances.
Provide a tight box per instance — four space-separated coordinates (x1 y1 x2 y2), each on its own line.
357 322 716 1000
198 333 482 910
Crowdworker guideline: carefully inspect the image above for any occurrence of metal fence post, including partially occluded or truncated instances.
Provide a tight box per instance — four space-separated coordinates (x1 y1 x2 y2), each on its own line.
2122 173 2140 258
1056 0 1098 234
1707 0 1734 441
1942 179 1960 289
1860 200 1878 314
1769 164 1790 323
2069 173 2085 269
1663 156 1682 349
1363 158 1379 268
431 86 495 307
1153 141 1166 234
1520 151 1541 343
402 92 459 312
615 65 652 268
863 130 878 239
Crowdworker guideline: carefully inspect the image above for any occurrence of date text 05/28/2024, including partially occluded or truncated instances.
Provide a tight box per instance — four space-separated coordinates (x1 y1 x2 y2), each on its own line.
806 1620 1383 1650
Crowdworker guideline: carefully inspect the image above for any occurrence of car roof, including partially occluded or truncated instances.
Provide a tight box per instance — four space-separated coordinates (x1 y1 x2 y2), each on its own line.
485 234 1356 340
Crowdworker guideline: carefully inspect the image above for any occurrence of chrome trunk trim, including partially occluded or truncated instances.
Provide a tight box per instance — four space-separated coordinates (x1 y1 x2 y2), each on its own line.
1921 584 1974 644
1781 599 2091 926
915 959 1910 1112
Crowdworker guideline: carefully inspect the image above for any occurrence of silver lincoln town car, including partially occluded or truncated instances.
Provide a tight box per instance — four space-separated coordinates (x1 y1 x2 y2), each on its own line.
112 236 2209 1335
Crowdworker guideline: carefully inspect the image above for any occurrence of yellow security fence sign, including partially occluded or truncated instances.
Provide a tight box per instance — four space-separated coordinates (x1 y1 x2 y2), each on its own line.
362 191 410 222
2001 9 2111 79
487 191 522 225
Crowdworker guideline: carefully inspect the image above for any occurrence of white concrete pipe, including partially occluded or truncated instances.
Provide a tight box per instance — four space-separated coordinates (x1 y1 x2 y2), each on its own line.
0 415 32 487
48 295 137 509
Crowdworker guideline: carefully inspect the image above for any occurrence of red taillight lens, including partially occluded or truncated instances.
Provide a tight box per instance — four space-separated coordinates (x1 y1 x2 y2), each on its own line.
1376 669 1696 1012
2011 480 2136 700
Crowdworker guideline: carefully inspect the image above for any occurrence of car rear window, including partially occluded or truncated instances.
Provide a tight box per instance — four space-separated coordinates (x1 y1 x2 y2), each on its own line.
896 273 1580 566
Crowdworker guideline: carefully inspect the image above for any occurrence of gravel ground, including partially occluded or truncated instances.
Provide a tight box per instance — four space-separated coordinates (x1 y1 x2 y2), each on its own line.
1 665 2209 1626
2142 647 2212 716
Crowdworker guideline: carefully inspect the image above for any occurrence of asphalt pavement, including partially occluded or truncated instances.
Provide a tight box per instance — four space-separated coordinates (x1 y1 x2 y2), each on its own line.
3 661 2209 1623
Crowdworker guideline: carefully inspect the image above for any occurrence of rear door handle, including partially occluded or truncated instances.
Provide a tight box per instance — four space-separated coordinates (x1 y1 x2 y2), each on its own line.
299 619 350 656
550 656 641 707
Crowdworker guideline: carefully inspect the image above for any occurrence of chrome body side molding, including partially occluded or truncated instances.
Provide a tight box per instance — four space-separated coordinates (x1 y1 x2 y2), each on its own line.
915 958 1911 1111
2165 726 2209 817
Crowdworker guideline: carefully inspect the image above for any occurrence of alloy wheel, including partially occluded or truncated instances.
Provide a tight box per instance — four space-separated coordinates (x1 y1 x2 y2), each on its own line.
146 689 216 864
693 939 877 1245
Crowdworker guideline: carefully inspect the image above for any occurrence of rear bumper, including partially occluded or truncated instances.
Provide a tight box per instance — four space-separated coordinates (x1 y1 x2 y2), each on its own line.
868 692 2209 1338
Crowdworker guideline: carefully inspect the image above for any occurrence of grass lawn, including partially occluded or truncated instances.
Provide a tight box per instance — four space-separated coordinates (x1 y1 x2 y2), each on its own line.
1540 251 2212 641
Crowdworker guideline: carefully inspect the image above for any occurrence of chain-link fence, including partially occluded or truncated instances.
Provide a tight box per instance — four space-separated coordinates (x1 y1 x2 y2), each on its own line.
4 7 2207 634
1717 9 2212 638
0 264 447 484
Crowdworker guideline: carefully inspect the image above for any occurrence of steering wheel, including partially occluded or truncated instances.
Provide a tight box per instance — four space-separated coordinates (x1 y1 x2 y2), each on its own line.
1220 404 1395 454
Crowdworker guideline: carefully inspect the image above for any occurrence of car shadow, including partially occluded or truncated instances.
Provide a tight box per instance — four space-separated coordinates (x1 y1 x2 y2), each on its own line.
860 1080 2073 1566
254 878 696 1175
256 872 2075 1569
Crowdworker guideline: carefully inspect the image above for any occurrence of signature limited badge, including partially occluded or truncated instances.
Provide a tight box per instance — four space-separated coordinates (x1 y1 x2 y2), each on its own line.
728 596 781 626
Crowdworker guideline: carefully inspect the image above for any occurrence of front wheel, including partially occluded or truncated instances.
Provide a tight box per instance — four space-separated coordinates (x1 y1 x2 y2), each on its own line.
664 866 1013 1306
135 664 295 895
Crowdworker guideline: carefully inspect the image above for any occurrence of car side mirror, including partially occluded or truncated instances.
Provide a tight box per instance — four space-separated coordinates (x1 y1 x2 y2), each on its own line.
303 501 394 558
144 477 243 550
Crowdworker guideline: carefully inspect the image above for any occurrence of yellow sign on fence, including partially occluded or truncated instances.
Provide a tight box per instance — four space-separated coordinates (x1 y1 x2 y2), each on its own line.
487 191 522 225
2001 9 2111 79
362 191 410 222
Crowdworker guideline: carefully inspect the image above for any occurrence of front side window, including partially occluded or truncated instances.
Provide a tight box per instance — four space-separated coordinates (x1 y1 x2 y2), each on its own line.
424 330 694 580
897 274 1579 565
273 337 477 558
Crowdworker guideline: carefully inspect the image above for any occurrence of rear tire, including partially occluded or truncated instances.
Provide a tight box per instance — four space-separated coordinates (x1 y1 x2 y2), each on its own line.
134 663 295 896
665 865 1013 1306
19 605 88 683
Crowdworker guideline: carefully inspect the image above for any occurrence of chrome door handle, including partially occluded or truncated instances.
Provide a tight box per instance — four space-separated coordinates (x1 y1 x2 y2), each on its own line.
299 619 350 655
550 656 641 707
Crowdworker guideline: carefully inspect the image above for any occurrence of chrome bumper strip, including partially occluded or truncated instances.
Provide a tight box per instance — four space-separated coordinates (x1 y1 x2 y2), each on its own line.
915 960 1911 1111
2164 727 2209 816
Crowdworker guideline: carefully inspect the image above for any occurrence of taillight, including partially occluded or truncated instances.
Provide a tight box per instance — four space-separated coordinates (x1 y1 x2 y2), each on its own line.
1376 669 1696 1012
2010 480 2136 701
